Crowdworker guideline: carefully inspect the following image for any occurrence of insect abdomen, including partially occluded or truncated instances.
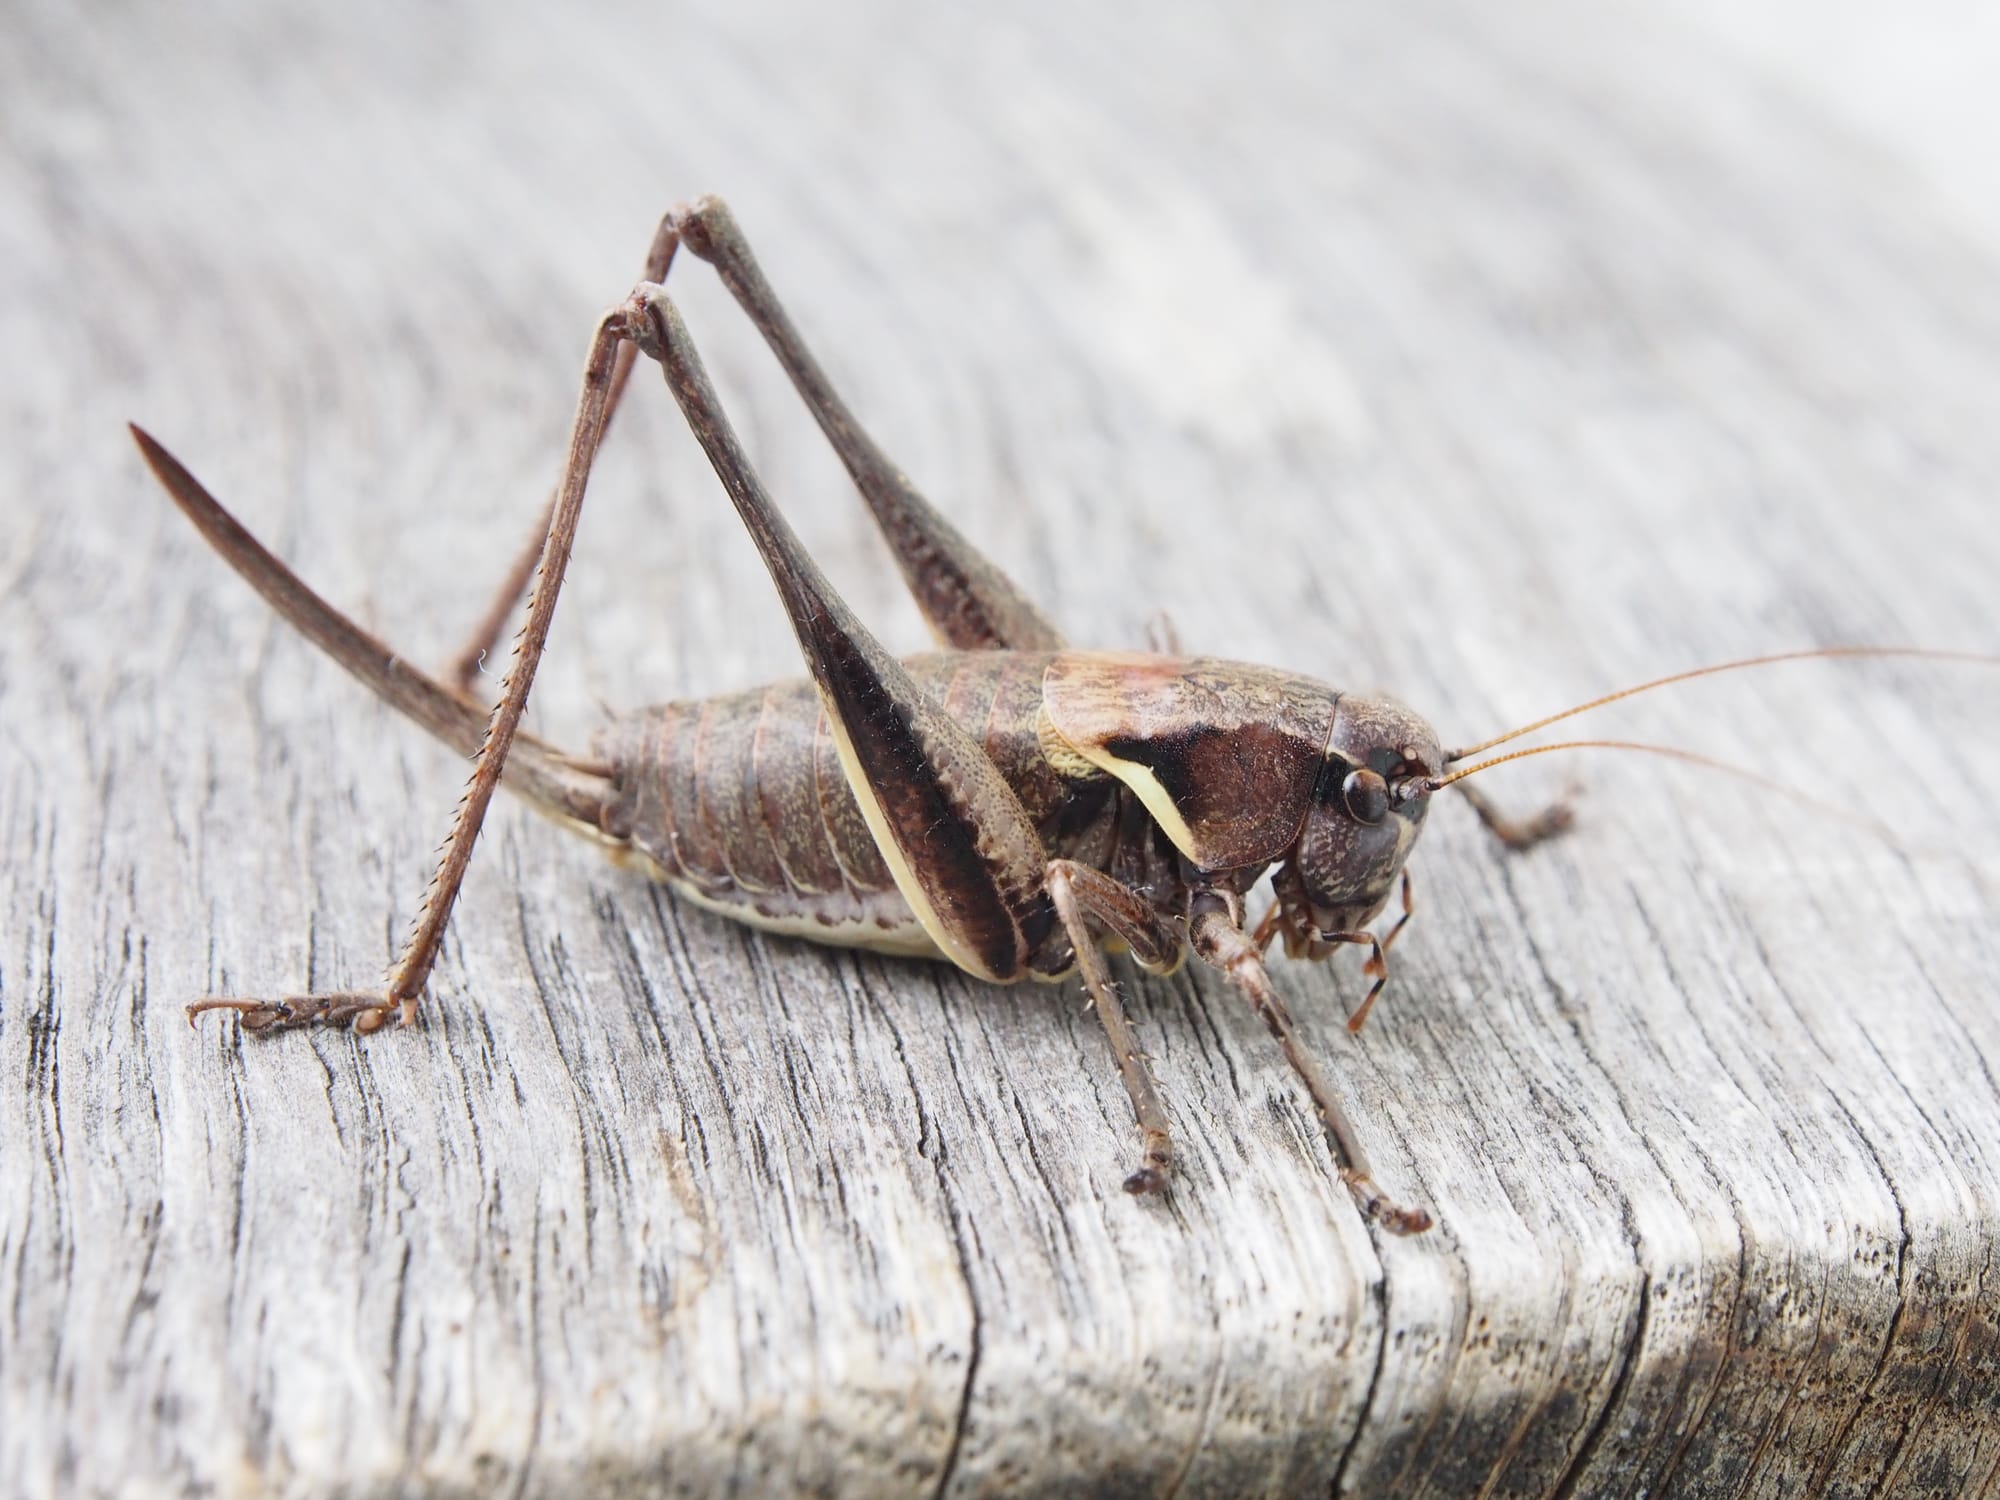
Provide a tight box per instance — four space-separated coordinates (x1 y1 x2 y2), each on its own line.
597 652 1074 957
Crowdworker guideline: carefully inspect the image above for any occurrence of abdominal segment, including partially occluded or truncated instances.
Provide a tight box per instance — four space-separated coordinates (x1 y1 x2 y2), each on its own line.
595 653 1092 962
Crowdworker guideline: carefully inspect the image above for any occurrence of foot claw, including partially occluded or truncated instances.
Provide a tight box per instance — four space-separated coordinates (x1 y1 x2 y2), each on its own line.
1516 801 1577 849
1487 801 1575 852
185 991 401 1034
1376 1203 1435 1235
1343 1170 1434 1235
1460 782 1581 854
1123 1166 1169 1195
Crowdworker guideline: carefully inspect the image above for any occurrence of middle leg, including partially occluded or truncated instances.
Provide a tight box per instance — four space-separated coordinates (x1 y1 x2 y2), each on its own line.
1047 860 1178 1194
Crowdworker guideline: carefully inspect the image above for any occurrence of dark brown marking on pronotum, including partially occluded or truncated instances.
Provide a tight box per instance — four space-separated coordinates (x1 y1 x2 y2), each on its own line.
136 195 1999 1233
1042 654 1340 870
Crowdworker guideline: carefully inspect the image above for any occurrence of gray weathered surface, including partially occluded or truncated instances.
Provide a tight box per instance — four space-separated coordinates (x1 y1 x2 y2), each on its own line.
5 1 2000 1495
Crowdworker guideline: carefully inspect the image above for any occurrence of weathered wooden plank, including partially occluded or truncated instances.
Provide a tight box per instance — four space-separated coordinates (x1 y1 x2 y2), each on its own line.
4 1 2000 1495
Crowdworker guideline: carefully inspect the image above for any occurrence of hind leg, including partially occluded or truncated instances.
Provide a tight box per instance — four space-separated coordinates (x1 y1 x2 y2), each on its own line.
626 283 1188 1190
668 196 1064 653
447 215 685 695
135 305 630 1033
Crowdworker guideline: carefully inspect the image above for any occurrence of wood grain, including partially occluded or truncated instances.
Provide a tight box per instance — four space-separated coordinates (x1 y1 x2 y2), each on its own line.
5 1 2000 1494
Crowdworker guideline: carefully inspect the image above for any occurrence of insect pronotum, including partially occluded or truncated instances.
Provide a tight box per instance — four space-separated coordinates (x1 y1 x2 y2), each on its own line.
132 197 1994 1235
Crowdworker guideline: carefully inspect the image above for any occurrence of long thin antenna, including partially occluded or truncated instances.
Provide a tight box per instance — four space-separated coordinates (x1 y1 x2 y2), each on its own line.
1446 648 1999 763
1423 738 1903 844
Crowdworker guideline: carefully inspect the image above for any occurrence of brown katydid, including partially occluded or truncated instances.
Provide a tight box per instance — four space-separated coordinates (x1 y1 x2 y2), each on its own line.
130 197 1995 1235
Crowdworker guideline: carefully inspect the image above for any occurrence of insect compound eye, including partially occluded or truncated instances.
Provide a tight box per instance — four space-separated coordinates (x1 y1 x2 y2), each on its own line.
1342 767 1391 824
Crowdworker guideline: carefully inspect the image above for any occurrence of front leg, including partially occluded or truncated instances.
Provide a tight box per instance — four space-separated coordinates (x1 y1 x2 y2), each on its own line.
1047 861 1177 1194
1190 889 1432 1234
1456 781 1575 853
